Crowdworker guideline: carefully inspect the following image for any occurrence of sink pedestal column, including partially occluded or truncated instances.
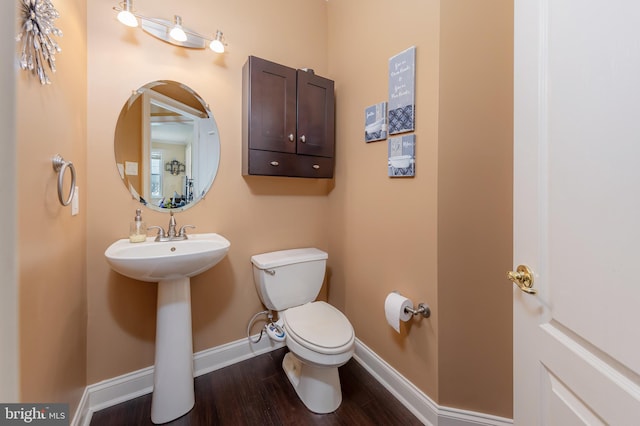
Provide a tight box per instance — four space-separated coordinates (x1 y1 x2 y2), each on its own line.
151 277 195 424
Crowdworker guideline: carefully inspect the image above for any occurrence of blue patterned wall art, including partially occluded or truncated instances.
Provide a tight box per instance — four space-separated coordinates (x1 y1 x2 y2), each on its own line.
388 46 416 135
365 102 387 142
388 134 415 177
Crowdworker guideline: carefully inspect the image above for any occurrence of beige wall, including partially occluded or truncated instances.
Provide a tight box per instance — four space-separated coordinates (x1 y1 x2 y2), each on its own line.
326 0 442 401
326 0 513 418
437 1 514 417
86 0 332 383
16 0 87 408
13 0 513 419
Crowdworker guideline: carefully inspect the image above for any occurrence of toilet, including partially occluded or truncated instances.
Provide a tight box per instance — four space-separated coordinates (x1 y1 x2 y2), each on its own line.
251 248 355 414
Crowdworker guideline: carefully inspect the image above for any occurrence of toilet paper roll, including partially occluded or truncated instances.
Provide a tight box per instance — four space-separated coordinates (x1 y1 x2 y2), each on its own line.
385 292 413 333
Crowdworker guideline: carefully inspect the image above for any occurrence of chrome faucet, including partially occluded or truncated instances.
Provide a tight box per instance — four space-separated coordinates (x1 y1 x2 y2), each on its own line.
167 211 177 238
148 211 196 242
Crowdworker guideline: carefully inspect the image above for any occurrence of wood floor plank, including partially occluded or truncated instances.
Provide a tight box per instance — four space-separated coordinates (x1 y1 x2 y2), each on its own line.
90 348 423 425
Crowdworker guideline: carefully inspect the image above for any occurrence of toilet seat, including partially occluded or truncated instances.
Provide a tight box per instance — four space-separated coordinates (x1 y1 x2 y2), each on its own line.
283 301 354 355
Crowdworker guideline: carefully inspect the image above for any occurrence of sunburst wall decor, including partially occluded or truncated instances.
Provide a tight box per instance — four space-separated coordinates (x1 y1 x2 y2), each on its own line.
16 0 62 85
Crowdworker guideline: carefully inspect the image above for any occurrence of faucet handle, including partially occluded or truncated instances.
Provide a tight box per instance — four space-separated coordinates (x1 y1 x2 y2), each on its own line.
148 225 166 241
178 224 196 238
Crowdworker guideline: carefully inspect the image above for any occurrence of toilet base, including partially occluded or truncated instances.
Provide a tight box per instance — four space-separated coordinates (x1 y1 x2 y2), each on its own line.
282 352 342 414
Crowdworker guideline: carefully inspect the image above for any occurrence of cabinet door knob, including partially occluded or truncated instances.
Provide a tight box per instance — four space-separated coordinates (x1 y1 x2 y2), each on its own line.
288 134 294 142
270 161 279 167
300 135 306 143
312 164 320 170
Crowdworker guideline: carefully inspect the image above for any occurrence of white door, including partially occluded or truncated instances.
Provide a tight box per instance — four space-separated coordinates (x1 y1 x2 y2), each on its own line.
513 1 640 424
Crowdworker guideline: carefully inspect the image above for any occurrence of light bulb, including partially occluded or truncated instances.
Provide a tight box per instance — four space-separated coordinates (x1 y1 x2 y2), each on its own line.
209 39 224 53
209 31 225 53
169 15 188 42
117 0 138 27
117 10 138 27
169 26 187 42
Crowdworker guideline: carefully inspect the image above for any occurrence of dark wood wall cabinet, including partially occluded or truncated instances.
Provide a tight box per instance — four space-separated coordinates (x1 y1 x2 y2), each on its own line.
242 55 335 178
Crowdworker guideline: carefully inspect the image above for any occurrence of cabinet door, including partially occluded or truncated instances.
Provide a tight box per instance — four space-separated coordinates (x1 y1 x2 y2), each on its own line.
247 56 297 153
297 70 335 158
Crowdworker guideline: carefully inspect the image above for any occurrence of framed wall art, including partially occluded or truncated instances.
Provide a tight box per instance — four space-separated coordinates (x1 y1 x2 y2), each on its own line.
364 102 387 142
388 134 415 177
388 46 415 135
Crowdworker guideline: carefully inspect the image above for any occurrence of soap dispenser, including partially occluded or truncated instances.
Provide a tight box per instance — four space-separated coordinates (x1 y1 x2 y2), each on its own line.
129 209 147 243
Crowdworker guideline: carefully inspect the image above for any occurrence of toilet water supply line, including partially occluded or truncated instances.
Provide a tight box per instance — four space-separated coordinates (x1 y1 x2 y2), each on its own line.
247 310 286 343
247 310 271 343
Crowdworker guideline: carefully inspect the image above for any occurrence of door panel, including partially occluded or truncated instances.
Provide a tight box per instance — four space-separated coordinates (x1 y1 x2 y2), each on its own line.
514 0 640 424
248 56 297 153
544 370 606 426
297 70 335 157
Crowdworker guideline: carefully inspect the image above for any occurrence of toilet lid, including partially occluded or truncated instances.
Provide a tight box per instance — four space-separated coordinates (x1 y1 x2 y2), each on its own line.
284 301 354 351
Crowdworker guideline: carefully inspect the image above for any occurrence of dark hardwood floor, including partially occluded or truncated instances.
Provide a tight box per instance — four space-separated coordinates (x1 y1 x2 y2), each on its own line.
90 347 423 425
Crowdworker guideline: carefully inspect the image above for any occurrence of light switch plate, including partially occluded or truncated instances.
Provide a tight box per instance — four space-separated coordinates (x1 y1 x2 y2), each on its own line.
71 186 79 216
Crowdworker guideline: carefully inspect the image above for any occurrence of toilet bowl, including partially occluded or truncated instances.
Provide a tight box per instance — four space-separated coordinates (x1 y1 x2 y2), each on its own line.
251 248 355 413
281 301 354 413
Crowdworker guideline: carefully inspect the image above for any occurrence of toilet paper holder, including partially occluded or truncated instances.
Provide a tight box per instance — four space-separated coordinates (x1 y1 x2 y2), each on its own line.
405 303 431 318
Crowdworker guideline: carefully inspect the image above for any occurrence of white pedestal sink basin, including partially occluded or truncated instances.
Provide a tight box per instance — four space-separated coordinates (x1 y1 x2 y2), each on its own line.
105 233 230 424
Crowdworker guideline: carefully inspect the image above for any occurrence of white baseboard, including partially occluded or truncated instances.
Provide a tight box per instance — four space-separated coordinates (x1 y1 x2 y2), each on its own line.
353 338 513 426
72 335 283 426
72 336 512 426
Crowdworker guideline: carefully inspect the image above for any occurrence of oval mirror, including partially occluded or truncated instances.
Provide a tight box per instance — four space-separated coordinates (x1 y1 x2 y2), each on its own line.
114 80 220 212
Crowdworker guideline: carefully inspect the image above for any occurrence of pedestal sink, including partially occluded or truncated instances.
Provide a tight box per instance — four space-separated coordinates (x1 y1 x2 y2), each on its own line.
104 233 230 424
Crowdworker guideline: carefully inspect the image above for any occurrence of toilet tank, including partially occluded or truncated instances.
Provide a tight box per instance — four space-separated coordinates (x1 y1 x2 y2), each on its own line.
251 248 328 311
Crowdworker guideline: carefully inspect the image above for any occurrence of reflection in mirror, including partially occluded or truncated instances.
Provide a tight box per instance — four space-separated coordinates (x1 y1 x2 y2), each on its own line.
114 81 220 212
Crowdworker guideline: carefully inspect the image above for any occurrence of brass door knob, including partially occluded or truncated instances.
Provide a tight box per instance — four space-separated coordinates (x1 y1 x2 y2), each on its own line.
507 265 537 295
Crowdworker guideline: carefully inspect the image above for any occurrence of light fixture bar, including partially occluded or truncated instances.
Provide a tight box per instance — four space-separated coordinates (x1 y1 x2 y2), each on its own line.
112 1 227 52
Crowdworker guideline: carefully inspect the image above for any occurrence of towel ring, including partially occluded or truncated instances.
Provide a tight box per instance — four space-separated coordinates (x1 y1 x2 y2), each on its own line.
52 154 76 206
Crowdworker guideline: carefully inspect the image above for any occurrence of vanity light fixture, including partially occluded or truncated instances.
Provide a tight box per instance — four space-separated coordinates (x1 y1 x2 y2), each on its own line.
112 0 228 52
